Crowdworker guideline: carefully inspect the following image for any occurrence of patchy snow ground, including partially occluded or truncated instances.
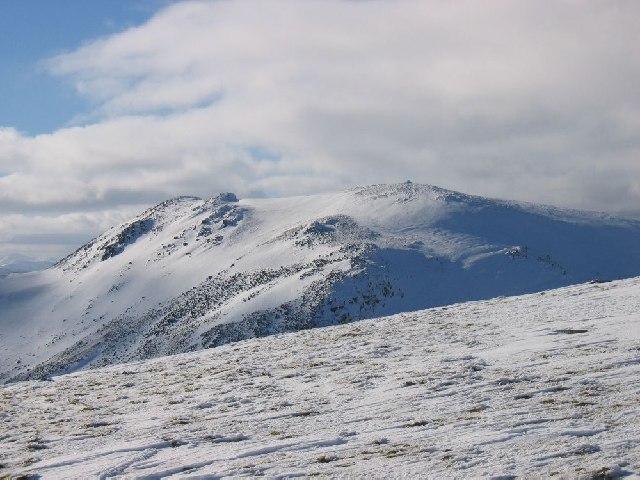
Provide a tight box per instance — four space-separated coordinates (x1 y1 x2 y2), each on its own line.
2 277 640 478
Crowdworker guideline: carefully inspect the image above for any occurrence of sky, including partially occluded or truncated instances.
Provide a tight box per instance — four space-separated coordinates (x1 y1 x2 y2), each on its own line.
1 0 640 261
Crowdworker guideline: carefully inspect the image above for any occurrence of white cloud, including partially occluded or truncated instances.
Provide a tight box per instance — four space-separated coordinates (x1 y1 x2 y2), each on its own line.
2 0 640 258
0 209 143 260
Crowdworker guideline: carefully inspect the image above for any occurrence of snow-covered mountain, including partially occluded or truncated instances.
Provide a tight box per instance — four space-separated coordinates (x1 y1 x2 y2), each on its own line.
2 276 639 478
2 182 640 382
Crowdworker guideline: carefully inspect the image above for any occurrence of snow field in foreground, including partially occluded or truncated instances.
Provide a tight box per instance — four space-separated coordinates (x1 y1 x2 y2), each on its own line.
1 277 640 478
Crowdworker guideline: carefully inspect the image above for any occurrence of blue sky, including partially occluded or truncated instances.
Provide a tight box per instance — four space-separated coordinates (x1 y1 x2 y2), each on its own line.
0 0 172 134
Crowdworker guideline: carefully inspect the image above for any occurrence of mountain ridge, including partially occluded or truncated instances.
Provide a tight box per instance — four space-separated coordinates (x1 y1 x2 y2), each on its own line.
2 182 640 382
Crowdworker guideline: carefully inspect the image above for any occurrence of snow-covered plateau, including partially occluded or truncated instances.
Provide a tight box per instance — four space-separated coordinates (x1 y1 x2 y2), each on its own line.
3 182 640 382
1 276 639 478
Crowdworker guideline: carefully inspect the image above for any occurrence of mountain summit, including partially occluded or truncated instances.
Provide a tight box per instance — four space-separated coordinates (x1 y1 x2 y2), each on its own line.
2 182 640 382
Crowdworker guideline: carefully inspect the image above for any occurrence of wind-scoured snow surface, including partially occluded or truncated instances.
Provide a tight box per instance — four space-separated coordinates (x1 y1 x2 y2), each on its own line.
2 277 639 478
3 182 640 382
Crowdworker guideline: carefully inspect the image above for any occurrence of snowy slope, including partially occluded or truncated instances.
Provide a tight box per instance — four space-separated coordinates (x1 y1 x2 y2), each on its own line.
2 182 640 382
1 277 639 478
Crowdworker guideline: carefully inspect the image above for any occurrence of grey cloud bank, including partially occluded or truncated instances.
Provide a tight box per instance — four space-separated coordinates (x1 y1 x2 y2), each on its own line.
1 0 640 259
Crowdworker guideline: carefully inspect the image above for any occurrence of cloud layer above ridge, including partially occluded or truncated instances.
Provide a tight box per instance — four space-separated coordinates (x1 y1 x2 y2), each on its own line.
2 0 640 258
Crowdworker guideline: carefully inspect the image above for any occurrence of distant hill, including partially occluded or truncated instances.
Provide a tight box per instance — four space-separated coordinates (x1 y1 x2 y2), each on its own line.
0 253 53 276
